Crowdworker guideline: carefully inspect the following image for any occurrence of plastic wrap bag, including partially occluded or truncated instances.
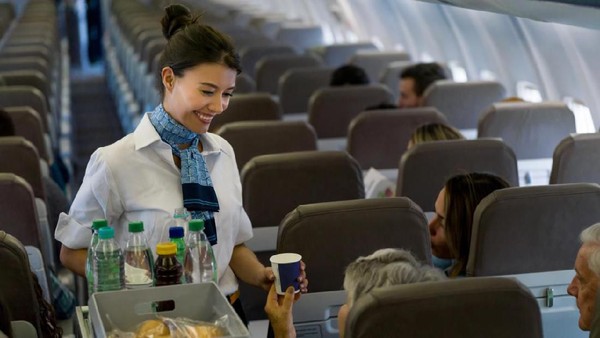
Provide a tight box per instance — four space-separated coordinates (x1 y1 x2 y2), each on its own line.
119 315 230 338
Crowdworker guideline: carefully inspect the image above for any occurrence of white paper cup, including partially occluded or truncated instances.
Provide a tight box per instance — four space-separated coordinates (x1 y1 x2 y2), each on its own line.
270 253 302 295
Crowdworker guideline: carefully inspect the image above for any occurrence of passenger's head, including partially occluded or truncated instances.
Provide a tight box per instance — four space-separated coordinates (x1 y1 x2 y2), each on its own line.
338 248 445 338
159 4 241 134
429 173 510 277
0 109 15 137
407 123 465 149
398 63 446 108
568 223 600 331
330 64 370 86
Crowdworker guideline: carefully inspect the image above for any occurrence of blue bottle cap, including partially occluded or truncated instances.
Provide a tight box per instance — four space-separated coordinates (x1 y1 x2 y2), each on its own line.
169 226 184 239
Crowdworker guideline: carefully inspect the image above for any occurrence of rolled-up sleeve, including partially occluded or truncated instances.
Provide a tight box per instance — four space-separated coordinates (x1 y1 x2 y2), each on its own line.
54 149 123 249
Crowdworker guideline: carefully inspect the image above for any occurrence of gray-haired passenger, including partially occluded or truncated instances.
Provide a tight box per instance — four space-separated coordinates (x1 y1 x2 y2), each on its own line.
265 248 446 338
568 223 600 333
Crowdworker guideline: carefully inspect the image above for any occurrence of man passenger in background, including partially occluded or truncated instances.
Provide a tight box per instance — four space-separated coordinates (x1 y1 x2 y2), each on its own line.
398 62 447 108
568 222 600 335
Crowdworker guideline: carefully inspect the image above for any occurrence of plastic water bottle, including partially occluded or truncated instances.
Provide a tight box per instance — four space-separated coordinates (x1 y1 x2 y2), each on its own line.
169 226 186 271
154 242 182 286
124 221 154 289
173 207 190 228
184 219 217 283
93 227 125 292
86 219 107 297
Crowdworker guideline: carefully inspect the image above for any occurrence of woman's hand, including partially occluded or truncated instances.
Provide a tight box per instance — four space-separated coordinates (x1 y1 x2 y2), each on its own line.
265 284 297 338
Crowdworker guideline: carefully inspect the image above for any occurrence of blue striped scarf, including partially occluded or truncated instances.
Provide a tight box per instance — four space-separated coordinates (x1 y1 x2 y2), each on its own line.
148 104 219 245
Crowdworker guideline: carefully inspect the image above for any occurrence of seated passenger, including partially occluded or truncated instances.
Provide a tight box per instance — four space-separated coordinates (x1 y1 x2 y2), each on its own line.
430 173 510 277
330 64 370 86
568 223 600 333
407 122 465 149
398 62 447 108
265 248 445 338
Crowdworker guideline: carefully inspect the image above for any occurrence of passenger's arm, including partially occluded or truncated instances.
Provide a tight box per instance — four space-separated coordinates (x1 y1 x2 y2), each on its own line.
265 284 297 338
230 243 274 291
59 245 87 277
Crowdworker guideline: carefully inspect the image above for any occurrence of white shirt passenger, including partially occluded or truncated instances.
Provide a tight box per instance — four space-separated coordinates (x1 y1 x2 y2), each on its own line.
55 114 253 295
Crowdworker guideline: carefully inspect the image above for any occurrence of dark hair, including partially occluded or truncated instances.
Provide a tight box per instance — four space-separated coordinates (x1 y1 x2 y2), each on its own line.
409 123 464 147
0 293 12 337
0 109 15 137
330 64 370 86
400 63 447 97
444 172 510 277
31 273 62 338
158 4 241 96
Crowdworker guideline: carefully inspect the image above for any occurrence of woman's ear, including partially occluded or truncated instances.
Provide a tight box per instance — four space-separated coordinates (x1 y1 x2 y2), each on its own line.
161 67 175 92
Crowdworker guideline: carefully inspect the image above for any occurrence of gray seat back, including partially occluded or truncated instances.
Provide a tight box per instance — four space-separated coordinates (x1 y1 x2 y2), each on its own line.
209 93 281 133
240 45 295 78
349 51 411 83
423 80 506 129
218 120 317 171
310 42 377 67
4 107 49 163
397 139 518 211
0 174 42 257
0 137 45 200
308 84 393 138
276 25 323 53
278 197 431 292
0 231 43 338
0 86 49 134
348 108 448 169
255 54 323 94
0 70 50 107
279 67 333 115
550 133 600 184
467 183 600 276
478 102 576 160
345 277 542 338
241 151 365 228
235 73 256 94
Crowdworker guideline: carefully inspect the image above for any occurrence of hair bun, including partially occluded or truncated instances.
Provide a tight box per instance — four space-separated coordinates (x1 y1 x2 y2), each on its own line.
161 4 193 40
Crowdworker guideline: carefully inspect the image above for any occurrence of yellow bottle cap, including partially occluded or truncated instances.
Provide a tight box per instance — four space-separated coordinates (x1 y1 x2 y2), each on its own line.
156 242 177 255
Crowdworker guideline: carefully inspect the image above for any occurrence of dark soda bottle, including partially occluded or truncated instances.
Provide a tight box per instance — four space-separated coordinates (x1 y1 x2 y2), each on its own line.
154 242 182 286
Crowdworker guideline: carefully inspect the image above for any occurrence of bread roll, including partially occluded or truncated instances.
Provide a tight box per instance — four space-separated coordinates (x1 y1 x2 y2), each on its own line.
135 319 170 338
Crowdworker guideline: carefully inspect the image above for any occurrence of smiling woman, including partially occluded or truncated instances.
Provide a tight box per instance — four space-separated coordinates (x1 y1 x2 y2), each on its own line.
54 3 307 326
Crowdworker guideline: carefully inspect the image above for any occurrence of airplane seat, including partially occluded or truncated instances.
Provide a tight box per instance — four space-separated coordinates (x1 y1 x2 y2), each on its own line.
26 246 51 304
209 93 282 133
347 107 448 171
234 73 256 94
239 151 364 320
467 182 600 276
276 25 324 54
308 84 393 150
397 139 519 211
0 230 44 338
217 120 317 171
255 54 323 95
478 102 576 186
4 106 50 165
348 50 411 84
0 70 51 109
378 60 413 103
0 86 52 145
550 133 600 184
345 277 542 338
278 67 334 116
278 197 432 293
239 45 296 79
422 80 506 130
309 42 378 68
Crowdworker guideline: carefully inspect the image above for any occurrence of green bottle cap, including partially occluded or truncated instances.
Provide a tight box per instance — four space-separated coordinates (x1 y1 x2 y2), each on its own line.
128 221 144 233
189 219 205 232
91 219 108 230
98 227 114 240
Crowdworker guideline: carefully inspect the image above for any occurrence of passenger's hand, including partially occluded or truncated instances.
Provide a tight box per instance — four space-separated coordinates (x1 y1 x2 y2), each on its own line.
265 284 297 338
298 260 308 294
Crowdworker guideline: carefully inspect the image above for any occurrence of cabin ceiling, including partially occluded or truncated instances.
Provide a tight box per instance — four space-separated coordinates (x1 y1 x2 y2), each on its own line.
417 0 600 30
